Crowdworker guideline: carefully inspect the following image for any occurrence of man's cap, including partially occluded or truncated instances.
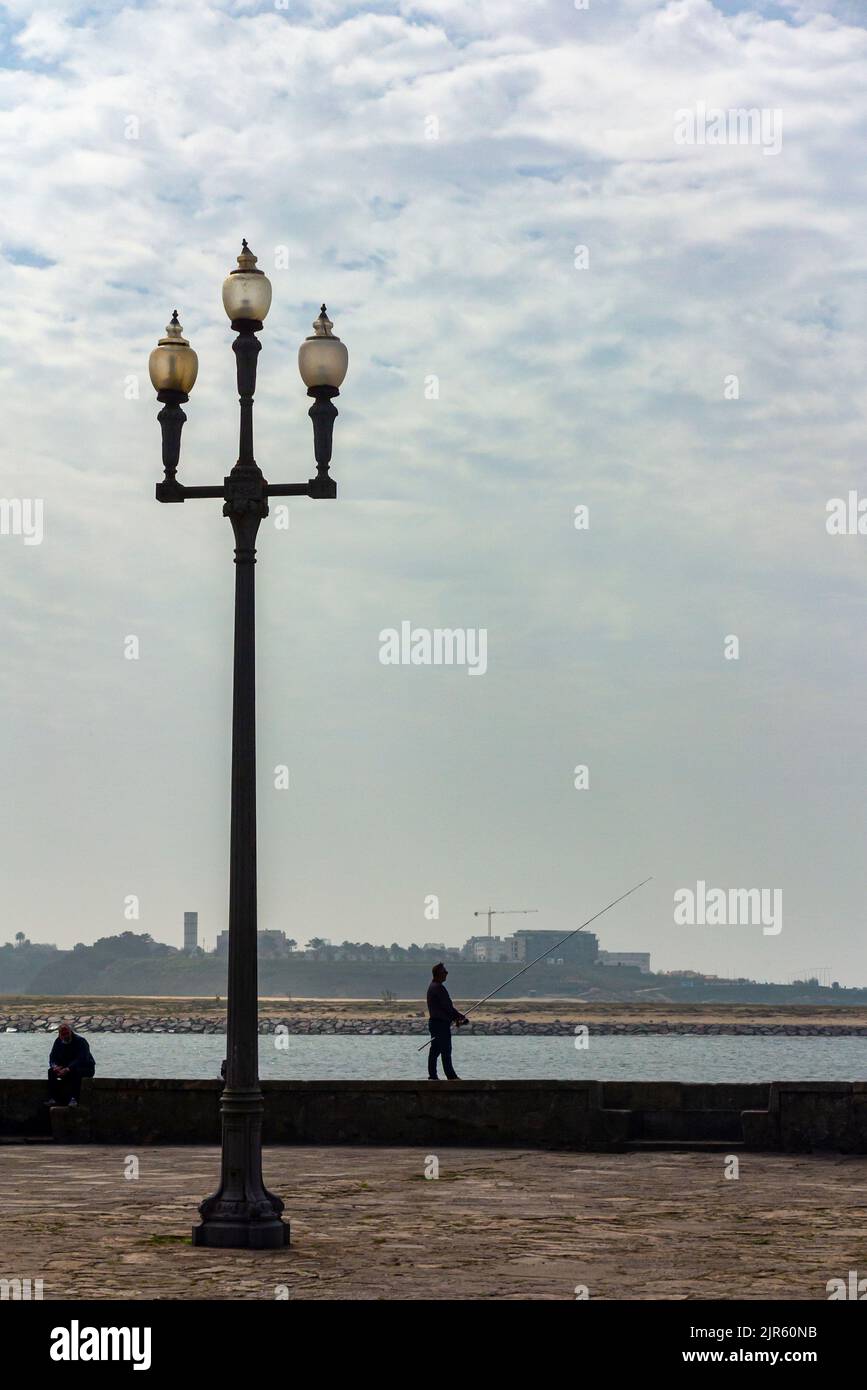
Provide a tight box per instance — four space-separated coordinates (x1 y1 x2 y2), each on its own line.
432 962 446 976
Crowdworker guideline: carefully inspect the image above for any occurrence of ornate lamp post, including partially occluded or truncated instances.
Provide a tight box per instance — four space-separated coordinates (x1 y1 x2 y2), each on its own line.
149 242 349 1248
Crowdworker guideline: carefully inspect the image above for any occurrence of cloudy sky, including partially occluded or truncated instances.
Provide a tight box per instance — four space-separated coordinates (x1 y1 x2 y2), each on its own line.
1 0 867 983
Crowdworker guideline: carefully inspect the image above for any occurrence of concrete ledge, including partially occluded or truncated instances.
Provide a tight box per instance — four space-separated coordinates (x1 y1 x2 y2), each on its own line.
2 1078 866 1151
741 1109 777 1149
259 1079 613 1149
601 1081 770 1110
0 1079 53 1137
771 1081 867 1153
49 1104 91 1143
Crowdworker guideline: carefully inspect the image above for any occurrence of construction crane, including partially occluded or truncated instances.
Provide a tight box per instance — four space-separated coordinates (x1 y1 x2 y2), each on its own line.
473 906 538 940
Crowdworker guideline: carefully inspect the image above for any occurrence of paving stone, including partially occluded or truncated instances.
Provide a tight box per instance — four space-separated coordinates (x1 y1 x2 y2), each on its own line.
0 1145 862 1301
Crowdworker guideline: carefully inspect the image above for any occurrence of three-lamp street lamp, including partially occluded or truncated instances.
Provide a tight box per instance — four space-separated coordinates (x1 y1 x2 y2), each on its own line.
149 241 349 1248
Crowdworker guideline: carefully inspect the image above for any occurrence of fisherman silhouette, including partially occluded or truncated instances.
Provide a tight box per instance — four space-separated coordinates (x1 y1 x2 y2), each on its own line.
426 963 468 1080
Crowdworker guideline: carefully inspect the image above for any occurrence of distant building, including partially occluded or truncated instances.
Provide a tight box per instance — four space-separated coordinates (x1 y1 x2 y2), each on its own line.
215 928 291 958
598 951 651 974
463 935 515 963
258 931 291 957
183 911 198 954
511 929 599 966
460 929 600 966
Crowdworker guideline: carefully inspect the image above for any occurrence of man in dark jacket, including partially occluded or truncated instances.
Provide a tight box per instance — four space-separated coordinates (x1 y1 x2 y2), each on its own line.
426 963 468 1080
47 1023 95 1107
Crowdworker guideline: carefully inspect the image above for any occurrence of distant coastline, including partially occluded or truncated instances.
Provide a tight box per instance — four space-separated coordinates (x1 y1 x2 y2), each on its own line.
6 933 867 1006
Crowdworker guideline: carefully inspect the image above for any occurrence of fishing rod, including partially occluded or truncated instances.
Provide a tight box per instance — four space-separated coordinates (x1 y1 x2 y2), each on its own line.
417 875 653 1050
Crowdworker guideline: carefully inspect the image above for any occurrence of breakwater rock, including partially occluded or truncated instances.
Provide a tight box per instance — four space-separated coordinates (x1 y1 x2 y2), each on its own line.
4 1014 867 1038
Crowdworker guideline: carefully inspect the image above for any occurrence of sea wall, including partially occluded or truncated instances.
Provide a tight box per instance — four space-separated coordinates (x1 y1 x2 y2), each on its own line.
5 1011 867 1037
3 1078 867 1151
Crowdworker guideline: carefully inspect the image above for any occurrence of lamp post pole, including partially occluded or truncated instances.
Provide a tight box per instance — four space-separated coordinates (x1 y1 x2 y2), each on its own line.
149 243 349 1249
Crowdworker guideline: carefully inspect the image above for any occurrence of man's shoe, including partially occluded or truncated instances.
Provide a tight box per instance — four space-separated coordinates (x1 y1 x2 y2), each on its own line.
427 1076 440 1081
44 1099 58 1107
446 1075 461 1081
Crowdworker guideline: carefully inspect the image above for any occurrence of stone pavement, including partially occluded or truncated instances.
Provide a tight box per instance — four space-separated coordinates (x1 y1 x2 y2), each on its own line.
2 1146 866 1300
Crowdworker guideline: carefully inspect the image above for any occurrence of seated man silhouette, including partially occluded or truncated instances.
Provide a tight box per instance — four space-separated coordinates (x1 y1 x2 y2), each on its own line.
46 1022 95 1107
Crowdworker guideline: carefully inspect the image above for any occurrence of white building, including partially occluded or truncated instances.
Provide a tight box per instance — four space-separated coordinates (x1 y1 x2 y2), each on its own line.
598 950 651 974
183 911 198 953
464 935 516 963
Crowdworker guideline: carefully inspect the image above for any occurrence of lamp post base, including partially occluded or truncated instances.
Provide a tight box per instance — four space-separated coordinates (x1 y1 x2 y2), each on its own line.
192 1217 290 1249
192 1086 289 1249
192 1186 290 1249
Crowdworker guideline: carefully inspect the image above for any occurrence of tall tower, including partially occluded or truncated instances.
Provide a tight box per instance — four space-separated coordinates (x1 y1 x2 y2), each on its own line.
184 911 198 953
